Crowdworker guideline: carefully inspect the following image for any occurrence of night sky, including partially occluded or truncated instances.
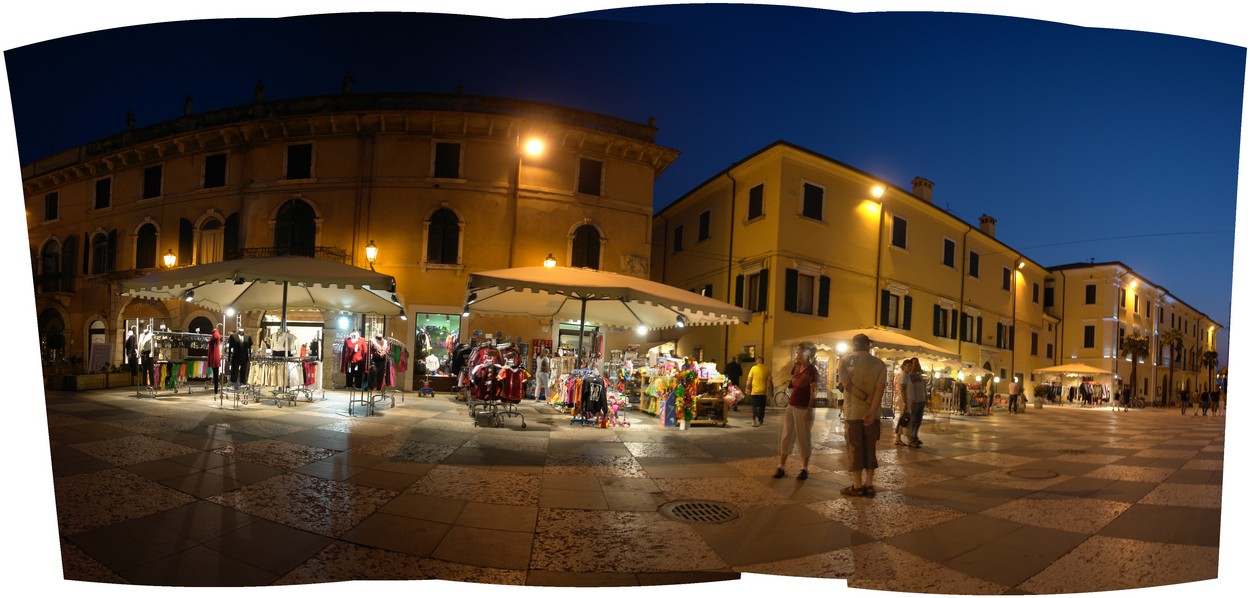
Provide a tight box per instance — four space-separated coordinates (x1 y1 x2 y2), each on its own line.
3 2 1246 596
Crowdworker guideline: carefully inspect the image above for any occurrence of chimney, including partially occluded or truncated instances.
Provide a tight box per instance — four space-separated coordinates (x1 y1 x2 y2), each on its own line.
979 214 997 238
911 177 934 202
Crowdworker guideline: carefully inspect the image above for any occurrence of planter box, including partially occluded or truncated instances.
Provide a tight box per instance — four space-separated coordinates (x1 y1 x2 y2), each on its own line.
45 375 65 390
106 372 134 388
66 374 107 391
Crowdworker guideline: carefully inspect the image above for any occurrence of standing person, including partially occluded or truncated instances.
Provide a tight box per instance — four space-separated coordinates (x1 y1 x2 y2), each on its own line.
207 324 223 395
904 358 928 447
724 356 744 411
535 346 552 401
746 355 773 427
368 333 389 391
1210 389 1221 416
1180 389 1189 415
837 333 887 498
1008 378 1021 413
1199 390 1210 416
893 359 913 446
773 342 818 480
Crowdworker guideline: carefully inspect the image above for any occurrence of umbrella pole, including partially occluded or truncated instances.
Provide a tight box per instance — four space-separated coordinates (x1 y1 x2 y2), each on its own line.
577 298 587 369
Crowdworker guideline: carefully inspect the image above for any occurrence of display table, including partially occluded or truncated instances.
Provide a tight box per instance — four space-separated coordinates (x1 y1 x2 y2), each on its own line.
689 395 731 426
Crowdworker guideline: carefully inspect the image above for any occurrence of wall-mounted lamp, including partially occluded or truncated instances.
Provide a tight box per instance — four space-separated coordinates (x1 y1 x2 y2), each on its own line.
675 314 688 328
1017 260 1026 270
399 309 408 321
462 306 471 317
543 253 557 268
871 185 886 200
163 250 177 268
365 240 378 267
183 290 195 302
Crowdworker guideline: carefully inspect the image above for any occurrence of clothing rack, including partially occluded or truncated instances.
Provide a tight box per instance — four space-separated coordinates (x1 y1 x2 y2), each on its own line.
141 330 212 398
567 369 609 426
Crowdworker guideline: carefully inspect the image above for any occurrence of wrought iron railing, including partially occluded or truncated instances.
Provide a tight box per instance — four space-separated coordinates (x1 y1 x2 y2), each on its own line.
224 246 352 264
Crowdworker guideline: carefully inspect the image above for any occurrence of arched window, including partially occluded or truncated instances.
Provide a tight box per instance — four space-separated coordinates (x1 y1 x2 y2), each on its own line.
38 308 66 365
40 240 60 293
91 232 110 274
88 320 107 351
199 219 224 264
426 208 460 265
274 199 316 257
570 224 601 269
135 223 158 269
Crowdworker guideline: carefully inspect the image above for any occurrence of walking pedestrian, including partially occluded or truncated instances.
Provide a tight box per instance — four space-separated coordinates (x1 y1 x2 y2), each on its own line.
1210 390 1221 415
837 334 887 498
1199 390 1210 416
724 356 744 411
893 359 911 446
746 355 773 427
1008 378 1021 413
773 342 818 480
1180 389 1189 415
904 358 928 447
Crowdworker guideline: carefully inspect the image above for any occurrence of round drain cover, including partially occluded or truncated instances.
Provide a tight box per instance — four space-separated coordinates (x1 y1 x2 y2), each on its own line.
1008 469 1059 479
658 500 741 524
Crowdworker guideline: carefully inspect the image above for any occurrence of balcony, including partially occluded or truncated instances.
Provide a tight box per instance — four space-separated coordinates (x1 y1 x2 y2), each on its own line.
224 246 352 264
33 272 75 294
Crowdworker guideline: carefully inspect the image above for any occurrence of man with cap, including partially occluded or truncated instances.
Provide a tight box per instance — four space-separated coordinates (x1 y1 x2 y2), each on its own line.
837 333 887 497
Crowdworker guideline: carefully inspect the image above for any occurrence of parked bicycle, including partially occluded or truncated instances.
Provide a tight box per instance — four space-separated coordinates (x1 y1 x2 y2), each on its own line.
771 386 791 408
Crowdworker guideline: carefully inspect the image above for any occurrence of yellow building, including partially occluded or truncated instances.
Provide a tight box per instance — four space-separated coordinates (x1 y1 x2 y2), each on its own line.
1046 262 1220 404
27 91 678 389
651 141 1223 403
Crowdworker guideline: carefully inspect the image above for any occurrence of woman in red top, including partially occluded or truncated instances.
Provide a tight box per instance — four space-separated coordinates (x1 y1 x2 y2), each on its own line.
774 342 818 480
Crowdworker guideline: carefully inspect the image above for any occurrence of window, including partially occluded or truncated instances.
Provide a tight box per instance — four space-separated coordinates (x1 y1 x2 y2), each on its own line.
1031 332 1039 356
1133 295 1139 313
577 157 603 196
747 184 764 220
1119 288 1126 308
1002 267 1011 291
274 199 316 257
1044 287 1055 308
433 142 461 179
1032 282 1040 303
673 225 684 253
1118 326 1125 350
90 231 115 275
996 322 1008 349
198 219 224 265
879 290 912 329
801 182 823 220
1147 301 1153 319
93 178 111 210
942 238 955 267
932 304 953 338
426 208 460 265
968 251 980 278
1085 284 1097 305
698 210 710 242
43 192 59 222
1083 325 1096 348
204 153 227 188
142 165 163 199
1046 343 1054 359
179 219 193 266
701 283 713 296
135 223 158 269
285 143 313 179
570 224 601 269
891 215 908 249
786 269 830 317
39 240 60 293
736 269 769 312
959 313 981 343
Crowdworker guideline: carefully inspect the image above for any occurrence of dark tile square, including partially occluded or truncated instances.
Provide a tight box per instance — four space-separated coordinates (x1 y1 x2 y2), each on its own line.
120 544 278 587
201 518 333 575
1098 504 1221 547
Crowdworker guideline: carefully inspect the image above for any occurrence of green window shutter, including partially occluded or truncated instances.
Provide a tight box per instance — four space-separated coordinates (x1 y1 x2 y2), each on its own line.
106 229 117 272
902 295 913 330
933 304 942 336
976 316 983 344
758 269 769 312
880 290 890 327
817 275 830 317
784 268 798 313
734 274 744 308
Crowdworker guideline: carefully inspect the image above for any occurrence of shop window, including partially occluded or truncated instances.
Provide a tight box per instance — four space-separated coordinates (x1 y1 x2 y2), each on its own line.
142 164 163 199
801 182 823 221
285 143 313 179
135 223 158 269
570 224 601 269
204 153 227 188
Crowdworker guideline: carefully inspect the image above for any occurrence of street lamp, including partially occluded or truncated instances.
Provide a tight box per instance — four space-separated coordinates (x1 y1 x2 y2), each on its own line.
544 253 557 268
365 240 378 269
163 250 177 268
509 130 546 268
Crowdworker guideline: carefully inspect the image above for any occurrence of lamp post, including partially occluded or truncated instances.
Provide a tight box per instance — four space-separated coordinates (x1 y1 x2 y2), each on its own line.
870 185 886 326
365 240 378 270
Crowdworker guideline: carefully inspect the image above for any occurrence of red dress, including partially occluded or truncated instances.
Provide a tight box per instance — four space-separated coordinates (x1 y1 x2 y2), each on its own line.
207 329 222 368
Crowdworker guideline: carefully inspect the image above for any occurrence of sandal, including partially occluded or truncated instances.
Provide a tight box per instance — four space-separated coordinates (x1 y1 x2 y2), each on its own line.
797 469 809 480
772 467 786 479
840 485 865 497
894 439 908 446
863 485 877 497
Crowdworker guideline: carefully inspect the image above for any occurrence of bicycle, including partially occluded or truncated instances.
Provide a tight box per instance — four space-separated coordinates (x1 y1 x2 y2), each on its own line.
771 386 791 408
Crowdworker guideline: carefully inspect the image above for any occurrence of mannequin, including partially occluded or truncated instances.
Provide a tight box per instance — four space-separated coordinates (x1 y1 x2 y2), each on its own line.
341 331 367 389
227 327 253 384
124 326 138 382
207 324 223 394
137 325 155 387
273 327 298 357
368 332 389 391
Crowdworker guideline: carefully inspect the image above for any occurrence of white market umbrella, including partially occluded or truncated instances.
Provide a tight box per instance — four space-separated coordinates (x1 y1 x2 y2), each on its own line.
118 256 404 327
464 266 752 359
783 327 961 365
1032 363 1114 376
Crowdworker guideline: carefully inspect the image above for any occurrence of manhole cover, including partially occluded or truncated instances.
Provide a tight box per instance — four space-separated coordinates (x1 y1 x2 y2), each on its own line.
1008 469 1059 479
658 500 741 524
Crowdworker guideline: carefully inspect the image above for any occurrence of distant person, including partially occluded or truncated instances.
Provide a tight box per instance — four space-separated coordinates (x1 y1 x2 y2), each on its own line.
1210 389 1221 416
1008 378 1021 413
773 342 818 480
1199 390 1211 416
837 334 887 497
903 358 928 447
1180 389 1190 415
893 359 913 446
724 356 744 411
746 355 773 427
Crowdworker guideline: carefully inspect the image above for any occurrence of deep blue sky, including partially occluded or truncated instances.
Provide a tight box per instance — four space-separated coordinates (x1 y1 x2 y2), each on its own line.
2 2 1247 596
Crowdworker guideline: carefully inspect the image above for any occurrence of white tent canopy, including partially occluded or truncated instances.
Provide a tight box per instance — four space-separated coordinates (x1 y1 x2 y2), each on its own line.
782 327 961 365
1032 363 1114 376
465 266 752 330
118 256 403 318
